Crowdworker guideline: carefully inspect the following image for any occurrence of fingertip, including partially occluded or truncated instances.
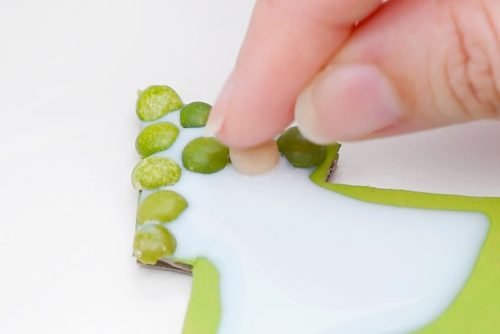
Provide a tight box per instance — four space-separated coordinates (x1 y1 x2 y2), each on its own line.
216 97 295 148
207 68 295 148
296 65 403 143
295 83 331 145
206 72 235 137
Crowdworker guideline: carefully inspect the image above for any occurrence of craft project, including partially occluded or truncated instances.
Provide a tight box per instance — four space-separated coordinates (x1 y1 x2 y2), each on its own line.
132 85 500 334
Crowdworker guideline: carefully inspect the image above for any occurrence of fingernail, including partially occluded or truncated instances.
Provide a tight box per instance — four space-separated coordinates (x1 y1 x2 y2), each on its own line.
206 73 235 136
295 64 402 143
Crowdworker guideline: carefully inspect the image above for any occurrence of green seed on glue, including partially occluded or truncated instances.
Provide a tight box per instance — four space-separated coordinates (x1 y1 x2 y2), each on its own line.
135 122 179 158
132 156 181 190
136 85 183 121
182 137 229 174
277 126 327 168
180 102 212 128
137 190 188 225
133 224 177 265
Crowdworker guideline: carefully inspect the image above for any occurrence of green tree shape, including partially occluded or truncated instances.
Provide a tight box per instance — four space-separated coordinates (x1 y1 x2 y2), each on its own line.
133 88 500 334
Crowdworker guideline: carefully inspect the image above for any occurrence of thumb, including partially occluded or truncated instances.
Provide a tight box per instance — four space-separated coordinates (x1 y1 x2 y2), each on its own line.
296 0 500 144
208 0 383 148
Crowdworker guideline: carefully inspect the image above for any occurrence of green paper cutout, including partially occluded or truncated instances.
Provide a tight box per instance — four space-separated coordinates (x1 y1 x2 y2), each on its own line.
182 258 221 334
180 145 500 334
133 87 499 333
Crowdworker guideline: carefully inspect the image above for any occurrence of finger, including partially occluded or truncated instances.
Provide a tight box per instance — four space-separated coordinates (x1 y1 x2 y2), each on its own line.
296 0 500 143
208 0 384 148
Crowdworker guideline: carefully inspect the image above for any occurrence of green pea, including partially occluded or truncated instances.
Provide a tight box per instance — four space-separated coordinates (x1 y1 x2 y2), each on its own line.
136 85 183 121
135 122 179 158
180 102 212 128
277 126 327 168
132 156 181 190
182 137 229 174
137 190 188 225
134 224 177 265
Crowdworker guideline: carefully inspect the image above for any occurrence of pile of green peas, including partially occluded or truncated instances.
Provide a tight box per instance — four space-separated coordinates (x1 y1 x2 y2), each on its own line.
131 85 330 265
132 85 231 265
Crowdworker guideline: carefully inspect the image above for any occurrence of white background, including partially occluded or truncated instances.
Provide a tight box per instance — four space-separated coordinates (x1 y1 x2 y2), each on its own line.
0 1 498 333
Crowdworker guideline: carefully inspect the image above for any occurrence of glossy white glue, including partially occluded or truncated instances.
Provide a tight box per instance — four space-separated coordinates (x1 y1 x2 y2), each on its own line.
141 113 488 334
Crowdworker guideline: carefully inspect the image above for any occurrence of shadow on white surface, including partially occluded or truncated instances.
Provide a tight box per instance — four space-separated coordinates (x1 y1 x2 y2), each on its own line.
335 120 500 197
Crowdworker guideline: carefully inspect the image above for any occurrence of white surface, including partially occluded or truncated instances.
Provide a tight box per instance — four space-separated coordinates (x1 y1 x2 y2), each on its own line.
145 112 488 334
0 1 498 334
0 1 251 333
336 120 500 197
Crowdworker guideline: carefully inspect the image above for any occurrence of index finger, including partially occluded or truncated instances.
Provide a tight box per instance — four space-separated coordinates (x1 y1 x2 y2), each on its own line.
208 0 384 148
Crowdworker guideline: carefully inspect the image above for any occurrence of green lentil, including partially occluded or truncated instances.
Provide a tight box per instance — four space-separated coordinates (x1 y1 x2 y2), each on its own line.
180 102 212 128
134 224 177 265
132 156 181 190
136 85 183 121
135 122 179 158
182 137 229 174
277 126 327 168
137 190 188 225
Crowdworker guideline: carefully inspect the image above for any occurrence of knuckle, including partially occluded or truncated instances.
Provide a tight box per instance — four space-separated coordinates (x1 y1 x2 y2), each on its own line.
444 1 500 120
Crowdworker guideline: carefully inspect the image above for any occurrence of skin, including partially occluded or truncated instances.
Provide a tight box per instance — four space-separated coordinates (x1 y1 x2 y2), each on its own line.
207 0 500 148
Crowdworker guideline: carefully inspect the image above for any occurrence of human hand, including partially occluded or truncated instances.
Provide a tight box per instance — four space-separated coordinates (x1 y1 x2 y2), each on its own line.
207 0 500 147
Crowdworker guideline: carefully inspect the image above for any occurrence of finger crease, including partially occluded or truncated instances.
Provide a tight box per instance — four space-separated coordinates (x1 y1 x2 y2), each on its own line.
447 7 499 119
478 0 500 115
